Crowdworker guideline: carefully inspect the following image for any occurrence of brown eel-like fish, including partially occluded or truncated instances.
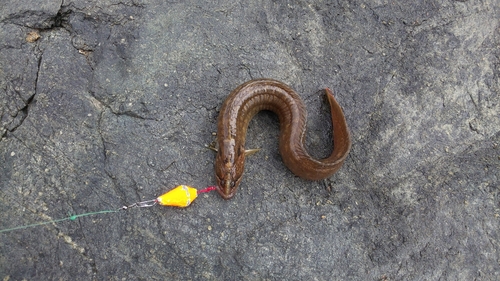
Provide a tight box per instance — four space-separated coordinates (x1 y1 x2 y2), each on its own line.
215 79 351 199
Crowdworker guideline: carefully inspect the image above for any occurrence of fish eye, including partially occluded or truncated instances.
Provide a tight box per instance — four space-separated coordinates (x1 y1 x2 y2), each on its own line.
230 181 235 188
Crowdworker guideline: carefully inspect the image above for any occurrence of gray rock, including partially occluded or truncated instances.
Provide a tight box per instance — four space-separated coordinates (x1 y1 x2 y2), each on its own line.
1 0 63 29
1 0 499 280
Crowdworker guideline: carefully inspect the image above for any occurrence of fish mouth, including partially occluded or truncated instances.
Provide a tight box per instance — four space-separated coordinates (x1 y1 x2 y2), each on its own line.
215 183 235 200
216 188 235 200
215 175 236 200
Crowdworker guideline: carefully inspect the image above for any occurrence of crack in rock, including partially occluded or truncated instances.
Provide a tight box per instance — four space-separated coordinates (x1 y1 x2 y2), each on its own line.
1 0 65 29
1 53 42 141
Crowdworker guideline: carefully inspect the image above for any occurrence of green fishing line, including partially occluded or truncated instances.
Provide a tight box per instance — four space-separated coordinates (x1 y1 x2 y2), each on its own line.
0 210 118 233
1 185 217 234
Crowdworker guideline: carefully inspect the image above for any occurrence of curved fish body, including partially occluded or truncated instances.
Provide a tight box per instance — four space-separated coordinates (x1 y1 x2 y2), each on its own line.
215 79 351 199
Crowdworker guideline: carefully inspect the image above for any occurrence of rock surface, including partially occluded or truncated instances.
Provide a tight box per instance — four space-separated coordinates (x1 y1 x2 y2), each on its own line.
1 0 499 280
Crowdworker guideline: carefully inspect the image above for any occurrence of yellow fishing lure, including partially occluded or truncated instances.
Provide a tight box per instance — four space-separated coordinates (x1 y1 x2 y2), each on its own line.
157 185 198 207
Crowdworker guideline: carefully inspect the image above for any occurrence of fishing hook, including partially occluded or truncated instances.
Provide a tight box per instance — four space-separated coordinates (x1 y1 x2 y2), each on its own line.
120 199 158 210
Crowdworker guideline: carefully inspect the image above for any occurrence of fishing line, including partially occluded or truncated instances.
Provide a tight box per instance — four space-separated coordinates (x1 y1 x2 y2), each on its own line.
0 185 217 234
0 210 118 233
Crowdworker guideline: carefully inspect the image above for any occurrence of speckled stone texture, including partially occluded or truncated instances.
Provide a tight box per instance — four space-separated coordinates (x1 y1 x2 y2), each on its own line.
1 0 499 280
